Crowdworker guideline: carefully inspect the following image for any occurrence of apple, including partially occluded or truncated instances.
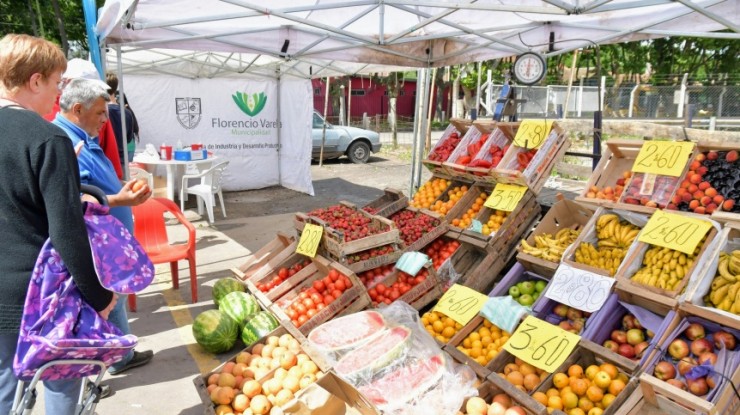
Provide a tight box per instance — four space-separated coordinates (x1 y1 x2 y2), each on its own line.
685 323 706 340
668 339 690 359
632 318 643 330
603 340 619 353
508 286 521 298
698 352 717 366
677 357 697 376
622 314 636 330
553 304 569 318
626 329 645 346
567 308 583 321
611 330 628 344
559 321 573 331
687 377 709 396
618 343 636 358
713 331 737 350
519 281 535 295
504 408 527 415
517 294 534 306
690 338 713 356
666 379 687 390
634 341 650 358
707 376 716 389
646 329 655 339
534 280 547 293
654 361 677 380
571 318 585 333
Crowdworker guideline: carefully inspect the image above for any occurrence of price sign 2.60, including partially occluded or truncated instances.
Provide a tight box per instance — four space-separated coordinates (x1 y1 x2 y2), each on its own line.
637 210 712 255
503 315 580 373
632 141 694 177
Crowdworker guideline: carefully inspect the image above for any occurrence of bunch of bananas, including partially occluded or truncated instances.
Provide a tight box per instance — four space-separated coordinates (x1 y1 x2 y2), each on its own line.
631 239 704 291
706 250 740 314
520 228 580 262
574 213 640 276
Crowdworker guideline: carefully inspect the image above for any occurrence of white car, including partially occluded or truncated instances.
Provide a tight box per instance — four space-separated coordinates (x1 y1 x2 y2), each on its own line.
312 111 382 163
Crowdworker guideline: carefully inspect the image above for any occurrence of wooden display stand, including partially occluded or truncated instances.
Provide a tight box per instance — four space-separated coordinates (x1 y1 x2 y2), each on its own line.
361 188 408 218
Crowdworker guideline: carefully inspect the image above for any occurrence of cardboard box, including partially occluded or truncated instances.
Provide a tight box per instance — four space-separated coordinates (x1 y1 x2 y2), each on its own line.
174 149 207 161
516 198 594 278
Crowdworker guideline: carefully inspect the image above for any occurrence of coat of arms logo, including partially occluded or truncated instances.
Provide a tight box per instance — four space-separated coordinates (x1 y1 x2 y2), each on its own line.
175 98 202 129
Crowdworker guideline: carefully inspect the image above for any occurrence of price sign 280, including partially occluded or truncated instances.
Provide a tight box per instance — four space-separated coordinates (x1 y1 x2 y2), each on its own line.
295 223 323 257
503 315 580 373
632 141 694 177
637 210 712 255
514 119 554 149
545 263 615 313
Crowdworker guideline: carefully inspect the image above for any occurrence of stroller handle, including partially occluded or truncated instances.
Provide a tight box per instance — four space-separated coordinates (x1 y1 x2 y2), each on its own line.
80 184 108 206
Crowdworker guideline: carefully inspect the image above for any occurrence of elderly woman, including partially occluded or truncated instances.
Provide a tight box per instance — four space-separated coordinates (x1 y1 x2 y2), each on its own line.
0 34 116 414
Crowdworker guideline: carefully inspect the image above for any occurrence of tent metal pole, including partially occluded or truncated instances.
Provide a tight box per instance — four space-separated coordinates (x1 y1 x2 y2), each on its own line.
276 66 282 186
408 68 424 197
320 77 331 167
116 45 130 181
416 68 432 191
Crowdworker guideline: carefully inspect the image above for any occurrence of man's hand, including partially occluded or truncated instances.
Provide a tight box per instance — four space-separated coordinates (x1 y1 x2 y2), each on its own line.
99 293 118 320
109 179 151 207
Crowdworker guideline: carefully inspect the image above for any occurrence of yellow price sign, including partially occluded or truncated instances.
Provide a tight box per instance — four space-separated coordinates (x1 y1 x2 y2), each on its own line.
514 119 553 149
638 210 712 255
432 284 489 326
296 223 323 257
632 141 695 177
484 183 527 212
503 315 581 373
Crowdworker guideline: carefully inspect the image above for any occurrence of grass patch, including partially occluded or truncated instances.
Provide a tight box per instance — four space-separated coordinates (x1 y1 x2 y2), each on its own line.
378 144 415 162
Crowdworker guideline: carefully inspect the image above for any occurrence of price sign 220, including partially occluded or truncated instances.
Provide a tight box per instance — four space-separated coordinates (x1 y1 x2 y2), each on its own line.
503 315 580 373
632 141 694 177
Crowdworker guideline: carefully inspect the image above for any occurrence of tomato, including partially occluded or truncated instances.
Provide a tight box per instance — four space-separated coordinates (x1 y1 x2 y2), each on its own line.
291 318 299 327
389 290 400 300
329 270 340 281
302 297 315 310
316 303 326 311
415 275 426 285
310 293 322 304
327 283 336 292
299 292 309 300
376 283 387 294
383 298 392 305
286 308 297 320
306 309 318 319
332 289 342 299
313 280 325 292
293 303 307 315
288 269 297 277
399 285 410 295
278 268 288 279
297 314 308 327
323 295 334 304
334 280 346 292
368 288 378 300
271 276 282 285
322 276 332 287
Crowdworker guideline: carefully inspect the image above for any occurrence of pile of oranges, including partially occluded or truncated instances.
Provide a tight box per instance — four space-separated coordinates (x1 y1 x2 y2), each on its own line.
421 310 463 343
495 358 549 393
410 178 450 209
533 363 628 415
451 191 488 229
428 185 469 216
481 209 509 236
455 318 510 366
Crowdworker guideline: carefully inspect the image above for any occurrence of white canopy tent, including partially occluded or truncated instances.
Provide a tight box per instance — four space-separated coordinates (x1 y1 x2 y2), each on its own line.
96 0 739 194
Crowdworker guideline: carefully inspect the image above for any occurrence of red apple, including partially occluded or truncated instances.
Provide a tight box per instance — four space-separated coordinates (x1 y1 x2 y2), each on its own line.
627 329 646 346
571 318 585 333
634 341 650 358
666 379 687 391
707 376 717 389
668 339 690 359
567 308 583 321
618 343 636 358
611 330 628 344
690 338 713 356
603 340 619 353
685 323 706 340
559 321 573 331
713 331 737 350
622 314 636 330
654 361 677 380
698 352 717 366
677 357 697 376
687 377 709 396
553 304 569 318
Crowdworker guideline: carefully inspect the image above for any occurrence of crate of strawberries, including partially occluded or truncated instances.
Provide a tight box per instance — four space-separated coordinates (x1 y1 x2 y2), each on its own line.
389 207 448 253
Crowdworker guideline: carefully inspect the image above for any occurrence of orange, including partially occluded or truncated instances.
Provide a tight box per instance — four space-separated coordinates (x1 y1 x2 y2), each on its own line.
519 363 537 376
602 393 616 408
599 363 618 380
553 373 569 389
533 391 549 406
569 409 587 415
547 396 564 410
588 408 604 415
546 388 561 398
570 378 589 397
585 365 600 381
593 371 612 390
561 391 578 410
504 363 519 375
586 385 604 403
578 397 594 412
568 365 584 379
506 371 524 386
608 379 626 396
523 373 541 391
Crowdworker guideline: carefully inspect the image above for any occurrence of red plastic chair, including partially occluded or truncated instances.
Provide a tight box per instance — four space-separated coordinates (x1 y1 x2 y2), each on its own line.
130 197 197 311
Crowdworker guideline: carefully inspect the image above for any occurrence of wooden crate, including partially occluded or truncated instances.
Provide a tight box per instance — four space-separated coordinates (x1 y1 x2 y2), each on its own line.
231 232 295 280
491 122 570 195
423 124 464 172
459 379 548 415
440 125 487 179
486 193 542 256
420 178 476 221
370 264 443 310
270 261 371 337
244 254 318 308
575 139 644 208
449 117 473 135
333 243 403 274
681 225 740 331
485 348 553 411
389 207 449 253
231 240 303 285
534 339 640 415
516 198 594 278
361 188 408 218
456 189 535 249
445 182 495 235
439 240 496 291
444 315 517 379
464 127 512 182
612 171 685 214
615 223 718 310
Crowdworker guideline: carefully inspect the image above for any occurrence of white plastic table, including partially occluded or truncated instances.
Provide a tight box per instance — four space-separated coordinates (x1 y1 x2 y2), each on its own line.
132 156 218 202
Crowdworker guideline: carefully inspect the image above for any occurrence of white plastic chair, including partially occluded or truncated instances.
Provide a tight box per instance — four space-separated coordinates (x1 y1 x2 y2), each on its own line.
180 160 229 223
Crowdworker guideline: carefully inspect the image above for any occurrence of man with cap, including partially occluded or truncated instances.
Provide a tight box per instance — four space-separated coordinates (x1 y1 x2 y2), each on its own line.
52 76 154 378
46 59 124 178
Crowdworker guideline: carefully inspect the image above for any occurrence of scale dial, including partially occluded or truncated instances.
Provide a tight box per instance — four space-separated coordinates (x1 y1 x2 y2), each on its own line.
513 52 547 85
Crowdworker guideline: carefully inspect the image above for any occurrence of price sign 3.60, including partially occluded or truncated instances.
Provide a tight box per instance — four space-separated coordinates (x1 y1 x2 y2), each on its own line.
484 183 527 212
503 315 580 373
545 263 615 313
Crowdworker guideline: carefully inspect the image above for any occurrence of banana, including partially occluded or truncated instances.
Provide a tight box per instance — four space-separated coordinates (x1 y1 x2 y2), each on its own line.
710 284 729 306
718 256 737 282
728 282 740 301
623 228 640 245
730 255 740 275
712 275 731 291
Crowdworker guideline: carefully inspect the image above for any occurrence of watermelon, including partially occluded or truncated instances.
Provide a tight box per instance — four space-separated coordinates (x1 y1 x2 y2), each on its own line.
219 291 260 327
212 278 245 306
335 326 411 380
241 311 280 346
192 309 239 353
308 310 386 353
358 354 446 407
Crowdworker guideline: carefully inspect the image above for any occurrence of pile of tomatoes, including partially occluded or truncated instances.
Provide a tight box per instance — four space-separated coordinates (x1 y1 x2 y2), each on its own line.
358 264 395 288
424 238 461 270
256 259 312 293
283 269 354 328
367 268 429 307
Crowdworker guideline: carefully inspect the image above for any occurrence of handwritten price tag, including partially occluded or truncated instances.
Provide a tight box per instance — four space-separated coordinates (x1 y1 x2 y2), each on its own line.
295 223 323 257
514 119 553 149
484 183 527 212
504 315 580 373
638 210 712 255
433 284 489 326
545 263 615 312
632 141 695 177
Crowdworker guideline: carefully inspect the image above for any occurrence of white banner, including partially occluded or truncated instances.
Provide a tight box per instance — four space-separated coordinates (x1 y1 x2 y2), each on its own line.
123 75 313 195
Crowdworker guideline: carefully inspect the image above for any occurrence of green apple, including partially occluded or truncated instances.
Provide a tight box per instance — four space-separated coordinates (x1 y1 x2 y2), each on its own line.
532 291 540 301
518 294 535 306
535 280 547 293
519 281 535 296
508 286 521 298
